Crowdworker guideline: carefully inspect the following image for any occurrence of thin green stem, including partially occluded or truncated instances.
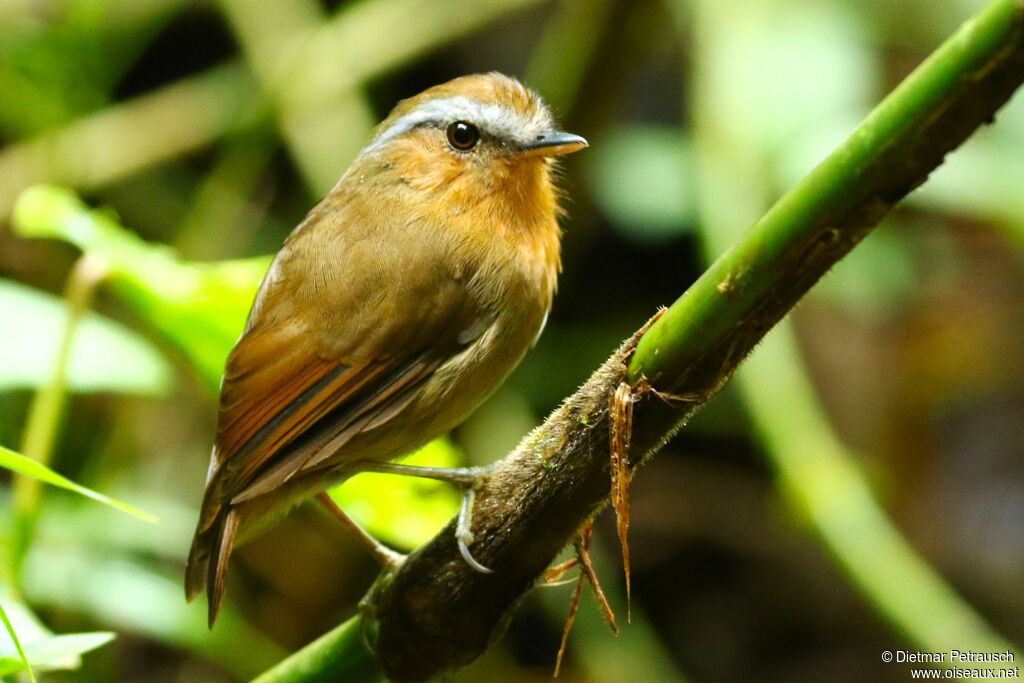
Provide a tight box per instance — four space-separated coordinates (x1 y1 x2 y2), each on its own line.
744 328 1018 657
524 0 617 117
10 254 109 581
173 126 279 259
217 0 376 194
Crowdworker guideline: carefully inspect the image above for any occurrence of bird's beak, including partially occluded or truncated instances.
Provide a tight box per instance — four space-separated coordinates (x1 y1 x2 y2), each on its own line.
519 131 588 157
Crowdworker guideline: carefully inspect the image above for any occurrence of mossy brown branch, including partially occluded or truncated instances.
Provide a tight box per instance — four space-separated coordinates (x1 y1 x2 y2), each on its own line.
255 1 1024 680
369 318 686 681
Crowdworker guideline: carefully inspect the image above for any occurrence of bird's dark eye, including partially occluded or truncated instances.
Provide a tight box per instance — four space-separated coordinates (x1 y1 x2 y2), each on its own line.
446 121 480 151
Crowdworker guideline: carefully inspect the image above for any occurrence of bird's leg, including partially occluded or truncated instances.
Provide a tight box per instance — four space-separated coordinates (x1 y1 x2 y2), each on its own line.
315 492 405 569
352 461 497 573
352 461 494 485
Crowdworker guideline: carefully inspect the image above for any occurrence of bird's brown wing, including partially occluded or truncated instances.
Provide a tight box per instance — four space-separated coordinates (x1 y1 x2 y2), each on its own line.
187 205 490 622
207 273 485 521
186 315 464 620
217 337 448 506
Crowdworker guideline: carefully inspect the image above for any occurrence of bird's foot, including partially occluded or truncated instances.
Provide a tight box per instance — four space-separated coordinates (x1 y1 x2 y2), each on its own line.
351 460 497 574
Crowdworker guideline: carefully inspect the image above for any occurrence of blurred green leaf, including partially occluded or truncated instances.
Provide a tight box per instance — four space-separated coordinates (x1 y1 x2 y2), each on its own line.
691 1 879 193
37 493 195 562
0 278 172 394
0 632 114 677
11 185 269 391
707 2 878 183
812 222 919 314
0 444 157 523
22 548 285 678
0 11 110 135
910 92 1024 242
0 591 111 678
0 0 183 137
584 126 696 242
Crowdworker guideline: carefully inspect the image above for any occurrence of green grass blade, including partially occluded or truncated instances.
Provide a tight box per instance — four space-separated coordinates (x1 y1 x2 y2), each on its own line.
0 600 35 683
0 445 157 524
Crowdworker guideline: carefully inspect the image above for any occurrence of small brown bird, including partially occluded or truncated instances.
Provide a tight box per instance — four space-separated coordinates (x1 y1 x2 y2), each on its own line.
185 73 586 625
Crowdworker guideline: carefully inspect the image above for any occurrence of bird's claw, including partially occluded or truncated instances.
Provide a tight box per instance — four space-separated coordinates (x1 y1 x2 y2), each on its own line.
456 487 493 574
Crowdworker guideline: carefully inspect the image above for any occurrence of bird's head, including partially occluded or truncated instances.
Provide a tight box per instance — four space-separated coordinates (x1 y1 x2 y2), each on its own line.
355 73 586 221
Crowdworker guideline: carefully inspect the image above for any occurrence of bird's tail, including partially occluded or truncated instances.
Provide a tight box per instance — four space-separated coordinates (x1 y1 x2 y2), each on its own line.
185 487 240 628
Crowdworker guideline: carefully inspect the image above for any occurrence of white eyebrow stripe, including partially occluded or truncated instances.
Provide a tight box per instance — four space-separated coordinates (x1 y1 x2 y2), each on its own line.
359 95 551 156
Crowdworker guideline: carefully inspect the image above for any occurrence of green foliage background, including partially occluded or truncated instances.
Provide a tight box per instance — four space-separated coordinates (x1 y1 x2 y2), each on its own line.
0 0 1022 681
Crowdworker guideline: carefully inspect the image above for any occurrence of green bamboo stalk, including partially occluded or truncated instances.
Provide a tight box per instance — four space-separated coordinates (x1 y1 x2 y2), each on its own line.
250 616 381 683
10 254 109 581
684 0 1019 662
628 0 1024 387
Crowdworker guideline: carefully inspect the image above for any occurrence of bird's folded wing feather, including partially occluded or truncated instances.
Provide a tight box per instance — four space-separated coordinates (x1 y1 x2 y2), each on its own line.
199 213 489 529
224 347 446 504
